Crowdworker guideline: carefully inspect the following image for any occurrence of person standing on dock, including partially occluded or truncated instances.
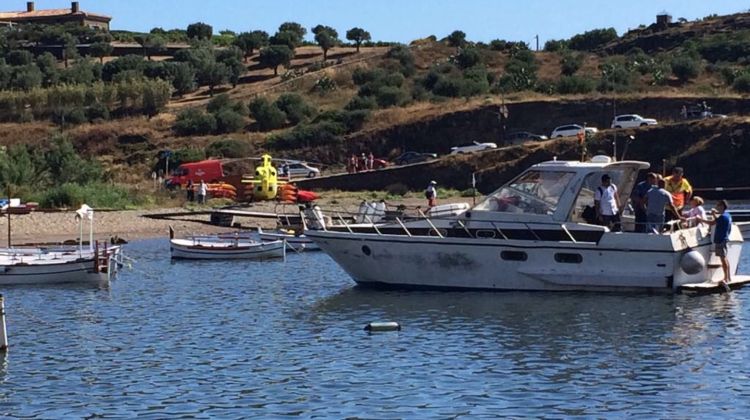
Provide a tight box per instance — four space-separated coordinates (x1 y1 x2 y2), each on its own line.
425 181 437 208
198 180 208 204
698 200 733 285
186 180 195 202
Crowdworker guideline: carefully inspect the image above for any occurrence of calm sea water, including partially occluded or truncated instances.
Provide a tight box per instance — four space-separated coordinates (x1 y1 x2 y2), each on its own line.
0 239 749 418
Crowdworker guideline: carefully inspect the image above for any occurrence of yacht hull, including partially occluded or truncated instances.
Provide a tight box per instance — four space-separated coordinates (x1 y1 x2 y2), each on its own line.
306 227 743 292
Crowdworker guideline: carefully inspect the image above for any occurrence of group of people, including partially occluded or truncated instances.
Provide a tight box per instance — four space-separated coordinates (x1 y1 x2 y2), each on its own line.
347 152 376 173
596 167 733 284
185 179 208 204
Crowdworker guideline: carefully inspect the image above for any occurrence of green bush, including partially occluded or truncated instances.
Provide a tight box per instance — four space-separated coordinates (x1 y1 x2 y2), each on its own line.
455 47 482 69
556 75 596 94
561 52 583 76
86 102 110 121
543 39 568 52
446 30 467 47
174 108 217 135
386 45 416 76
732 73 750 92
568 28 618 51
597 59 635 92
274 93 315 124
214 108 246 133
32 182 142 209
249 97 287 131
352 67 385 85
345 95 377 110
374 85 409 107
174 147 206 165
269 120 346 149
205 139 251 158
314 109 369 131
671 55 702 83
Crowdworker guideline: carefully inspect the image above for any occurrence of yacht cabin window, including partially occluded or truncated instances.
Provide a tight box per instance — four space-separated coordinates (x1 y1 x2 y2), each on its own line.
474 171 575 215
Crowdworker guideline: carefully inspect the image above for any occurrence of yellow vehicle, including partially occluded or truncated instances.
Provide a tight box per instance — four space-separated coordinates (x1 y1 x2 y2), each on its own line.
249 154 278 200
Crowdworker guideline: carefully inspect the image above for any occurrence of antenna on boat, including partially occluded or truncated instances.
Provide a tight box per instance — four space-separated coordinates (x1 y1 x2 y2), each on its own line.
5 185 10 249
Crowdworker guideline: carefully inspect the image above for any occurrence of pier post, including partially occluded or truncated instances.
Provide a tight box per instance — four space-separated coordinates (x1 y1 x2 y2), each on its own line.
0 294 7 351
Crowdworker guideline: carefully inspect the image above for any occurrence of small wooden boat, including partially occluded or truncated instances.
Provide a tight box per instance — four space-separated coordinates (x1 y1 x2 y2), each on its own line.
0 204 123 286
169 227 285 260
257 227 320 251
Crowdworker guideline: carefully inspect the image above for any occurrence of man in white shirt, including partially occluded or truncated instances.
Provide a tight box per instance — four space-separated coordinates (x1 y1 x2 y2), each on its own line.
594 174 621 232
425 180 437 207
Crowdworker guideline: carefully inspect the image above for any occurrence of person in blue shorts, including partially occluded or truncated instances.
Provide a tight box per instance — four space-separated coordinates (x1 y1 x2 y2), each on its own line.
698 199 733 285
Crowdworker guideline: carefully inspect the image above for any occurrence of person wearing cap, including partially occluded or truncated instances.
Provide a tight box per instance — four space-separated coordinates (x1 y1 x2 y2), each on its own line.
594 174 621 232
425 181 437 207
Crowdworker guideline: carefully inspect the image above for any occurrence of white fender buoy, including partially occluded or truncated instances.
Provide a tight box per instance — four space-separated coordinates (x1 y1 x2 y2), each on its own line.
0 294 7 351
681 250 706 275
364 321 401 332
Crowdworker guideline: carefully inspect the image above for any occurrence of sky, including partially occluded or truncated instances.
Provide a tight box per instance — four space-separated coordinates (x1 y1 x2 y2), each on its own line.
17 0 749 46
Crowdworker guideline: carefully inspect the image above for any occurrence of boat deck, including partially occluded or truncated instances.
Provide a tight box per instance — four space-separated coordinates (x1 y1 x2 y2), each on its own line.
680 275 750 293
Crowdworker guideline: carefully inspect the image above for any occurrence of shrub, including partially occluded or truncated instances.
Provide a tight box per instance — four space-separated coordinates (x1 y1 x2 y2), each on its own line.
386 45 416 76
174 108 217 135
560 52 584 76
544 39 568 52
385 183 409 196
455 47 482 69
269 120 347 149
52 107 88 125
248 97 287 131
568 28 618 51
446 30 467 47
374 85 408 107
732 73 750 93
314 109 369 131
274 93 315 124
214 108 246 133
205 139 251 158
33 182 140 209
174 147 206 165
86 102 110 121
345 95 377 110
557 75 596 94
671 55 702 82
352 67 385 85
597 59 635 92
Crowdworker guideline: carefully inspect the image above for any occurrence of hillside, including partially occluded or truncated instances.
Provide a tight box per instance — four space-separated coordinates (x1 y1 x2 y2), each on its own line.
0 10 749 206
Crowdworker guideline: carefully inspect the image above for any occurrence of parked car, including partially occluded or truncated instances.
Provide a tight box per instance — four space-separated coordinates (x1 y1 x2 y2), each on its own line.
393 152 438 166
166 159 225 189
281 162 320 178
506 131 548 144
550 124 599 138
611 114 658 129
450 141 498 155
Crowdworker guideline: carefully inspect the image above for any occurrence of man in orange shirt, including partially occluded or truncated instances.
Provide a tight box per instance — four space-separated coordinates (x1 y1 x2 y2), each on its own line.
664 167 692 222
665 167 692 208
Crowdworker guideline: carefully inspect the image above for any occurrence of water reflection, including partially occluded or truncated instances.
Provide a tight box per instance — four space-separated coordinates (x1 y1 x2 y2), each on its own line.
0 239 748 417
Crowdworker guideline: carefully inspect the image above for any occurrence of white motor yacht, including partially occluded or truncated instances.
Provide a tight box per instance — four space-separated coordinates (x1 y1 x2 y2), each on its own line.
305 158 748 293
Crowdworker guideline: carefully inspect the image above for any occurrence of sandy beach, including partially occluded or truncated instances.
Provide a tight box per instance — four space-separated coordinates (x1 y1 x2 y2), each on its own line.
1 195 474 244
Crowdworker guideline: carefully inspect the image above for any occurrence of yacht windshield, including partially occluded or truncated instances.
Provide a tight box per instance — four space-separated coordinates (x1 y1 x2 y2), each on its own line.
474 170 575 215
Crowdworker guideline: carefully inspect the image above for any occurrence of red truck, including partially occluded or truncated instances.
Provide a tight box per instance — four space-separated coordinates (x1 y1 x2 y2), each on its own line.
166 160 225 189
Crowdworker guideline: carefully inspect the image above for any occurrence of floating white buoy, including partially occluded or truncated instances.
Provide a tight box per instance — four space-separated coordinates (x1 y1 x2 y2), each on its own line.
0 294 7 351
364 321 401 332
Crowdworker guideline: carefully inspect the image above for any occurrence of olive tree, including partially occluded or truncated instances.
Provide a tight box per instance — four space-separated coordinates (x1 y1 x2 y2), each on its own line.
259 45 294 75
346 27 371 53
312 25 339 60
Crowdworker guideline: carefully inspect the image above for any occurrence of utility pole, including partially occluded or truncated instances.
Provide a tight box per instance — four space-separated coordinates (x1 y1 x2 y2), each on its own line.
535 35 539 51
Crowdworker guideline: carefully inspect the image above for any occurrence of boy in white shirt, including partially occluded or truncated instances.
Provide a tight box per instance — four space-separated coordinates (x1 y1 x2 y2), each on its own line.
594 174 621 232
